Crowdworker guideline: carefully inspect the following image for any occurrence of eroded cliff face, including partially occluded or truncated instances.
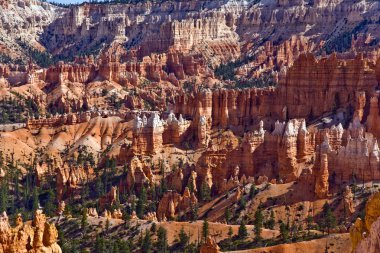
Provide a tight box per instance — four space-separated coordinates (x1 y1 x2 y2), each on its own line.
41 1 241 66
2 1 380 252
175 53 380 127
0 0 61 59
37 0 380 66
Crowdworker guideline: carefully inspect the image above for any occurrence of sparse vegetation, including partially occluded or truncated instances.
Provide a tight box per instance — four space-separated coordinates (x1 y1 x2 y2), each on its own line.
0 94 40 123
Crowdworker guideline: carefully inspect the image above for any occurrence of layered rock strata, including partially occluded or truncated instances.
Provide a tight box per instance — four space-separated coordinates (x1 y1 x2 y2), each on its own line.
175 53 380 127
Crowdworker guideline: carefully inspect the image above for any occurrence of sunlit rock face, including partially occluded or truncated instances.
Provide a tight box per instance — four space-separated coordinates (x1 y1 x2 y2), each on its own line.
0 210 62 253
351 191 380 253
175 54 380 129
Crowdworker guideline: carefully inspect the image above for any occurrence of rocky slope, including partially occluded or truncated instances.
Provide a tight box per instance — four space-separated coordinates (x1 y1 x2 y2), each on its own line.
1 0 380 69
0 0 61 60
0 0 380 253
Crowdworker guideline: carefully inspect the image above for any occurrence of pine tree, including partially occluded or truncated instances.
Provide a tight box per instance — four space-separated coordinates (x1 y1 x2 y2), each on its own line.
118 239 131 253
0 181 8 213
224 208 231 224
105 218 110 235
156 226 168 253
321 202 336 234
141 230 152 253
81 208 88 235
44 189 55 217
95 176 104 198
202 219 209 242
187 176 195 193
249 184 257 199
136 186 147 218
280 222 289 242
228 226 233 240
32 187 39 213
179 226 189 247
150 222 157 233
267 210 275 230
254 208 263 242
239 196 247 210
95 236 106 253
189 202 198 221
200 181 211 201
306 215 313 236
238 220 248 239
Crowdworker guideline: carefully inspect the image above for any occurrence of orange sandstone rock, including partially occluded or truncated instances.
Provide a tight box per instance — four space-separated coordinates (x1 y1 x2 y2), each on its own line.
200 236 220 253
0 210 62 253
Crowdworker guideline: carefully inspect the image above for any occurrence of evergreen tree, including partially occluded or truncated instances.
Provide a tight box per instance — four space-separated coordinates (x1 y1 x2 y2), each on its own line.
105 218 110 235
306 215 313 236
81 208 88 235
141 230 152 253
267 210 275 230
249 184 257 199
280 222 289 242
179 226 189 247
224 208 231 224
95 236 106 253
238 197 247 210
0 181 8 213
200 181 211 201
238 220 248 239
32 187 39 213
228 226 233 240
156 226 168 253
321 202 337 234
44 189 55 217
150 222 157 233
202 219 209 242
189 202 198 221
95 176 104 198
254 208 263 242
118 239 131 253
136 186 147 218
187 174 195 193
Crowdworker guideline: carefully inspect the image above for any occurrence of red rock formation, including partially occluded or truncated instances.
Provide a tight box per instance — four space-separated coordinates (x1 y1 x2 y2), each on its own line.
355 217 380 253
99 186 118 210
57 201 65 216
87 208 99 218
26 112 94 130
279 53 378 119
119 156 152 193
316 119 380 184
45 62 97 84
366 93 380 138
175 53 379 126
143 212 158 222
276 119 314 181
192 119 316 192
163 112 191 145
237 36 316 79
351 191 380 252
132 113 164 155
0 210 61 253
156 187 197 221
314 154 329 199
200 236 221 253
343 185 355 215
56 165 94 202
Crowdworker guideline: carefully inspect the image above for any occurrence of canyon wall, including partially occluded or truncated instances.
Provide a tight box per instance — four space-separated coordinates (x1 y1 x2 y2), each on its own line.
175 53 380 129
